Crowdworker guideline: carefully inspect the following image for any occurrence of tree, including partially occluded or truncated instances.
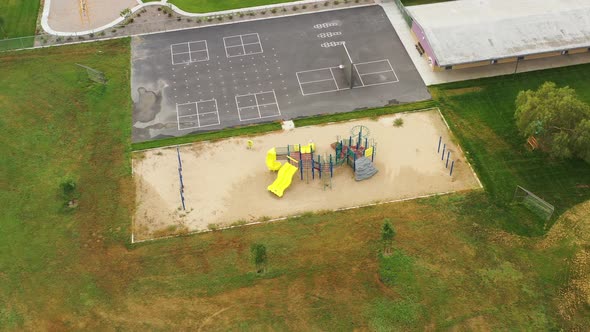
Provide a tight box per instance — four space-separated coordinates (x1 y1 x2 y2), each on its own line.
381 219 396 256
515 81 590 163
250 243 267 274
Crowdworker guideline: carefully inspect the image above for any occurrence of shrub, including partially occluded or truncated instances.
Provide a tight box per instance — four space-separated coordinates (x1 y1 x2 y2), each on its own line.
324 1 330 6
228 15 233 20
393 118 404 127
302 5 307 9
261 10 266 15
111 29 117 33
334 0 340 5
217 16 223 21
292 6 298 11
271 8 277 13
89 33 94 38
99 31 105 36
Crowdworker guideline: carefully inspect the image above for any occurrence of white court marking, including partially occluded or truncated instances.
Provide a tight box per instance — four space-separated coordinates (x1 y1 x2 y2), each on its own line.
296 59 399 96
170 40 209 65
176 99 220 130
234 90 281 121
353 59 399 87
223 33 264 58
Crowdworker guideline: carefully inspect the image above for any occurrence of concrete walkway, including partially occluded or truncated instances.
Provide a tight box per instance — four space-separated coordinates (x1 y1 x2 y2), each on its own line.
378 0 590 85
41 0 346 35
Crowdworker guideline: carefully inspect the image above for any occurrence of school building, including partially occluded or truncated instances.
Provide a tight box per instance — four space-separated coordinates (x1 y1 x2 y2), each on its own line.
405 0 590 71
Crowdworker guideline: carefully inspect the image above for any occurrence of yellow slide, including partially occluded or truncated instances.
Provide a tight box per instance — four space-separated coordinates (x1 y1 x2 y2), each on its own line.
267 163 298 197
266 148 282 171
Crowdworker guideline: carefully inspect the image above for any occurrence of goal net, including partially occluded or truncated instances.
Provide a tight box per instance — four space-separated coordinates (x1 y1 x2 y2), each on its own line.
512 185 554 221
76 63 107 84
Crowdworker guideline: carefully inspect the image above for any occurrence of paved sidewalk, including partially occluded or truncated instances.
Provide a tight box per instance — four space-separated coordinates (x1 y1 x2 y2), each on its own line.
379 0 590 85
46 0 138 32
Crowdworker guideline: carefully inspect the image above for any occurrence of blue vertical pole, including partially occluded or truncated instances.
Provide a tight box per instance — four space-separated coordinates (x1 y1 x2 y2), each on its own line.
300 160 303 180
438 136 442 153
442 144 446 160
330 155 333 177
450 161 455 176
372 145 376 162
311 157 315 180
446 151 450 168
177 146 185 210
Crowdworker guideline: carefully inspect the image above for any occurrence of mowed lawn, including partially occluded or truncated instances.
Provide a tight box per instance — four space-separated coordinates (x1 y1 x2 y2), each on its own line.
432 65 590 236
167 0 297 13
1 39 589 330
0 0 40 38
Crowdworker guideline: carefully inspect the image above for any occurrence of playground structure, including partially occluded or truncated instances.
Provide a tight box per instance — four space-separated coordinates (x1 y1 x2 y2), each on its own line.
266 125 378 197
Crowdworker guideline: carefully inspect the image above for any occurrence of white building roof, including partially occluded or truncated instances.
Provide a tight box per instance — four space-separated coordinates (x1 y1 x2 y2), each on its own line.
407 0 590 66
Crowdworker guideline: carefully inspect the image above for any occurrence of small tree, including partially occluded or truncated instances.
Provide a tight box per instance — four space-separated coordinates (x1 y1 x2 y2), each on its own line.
381 219 396 256
250 243 267 274
515 81 590 163
120 8 131 18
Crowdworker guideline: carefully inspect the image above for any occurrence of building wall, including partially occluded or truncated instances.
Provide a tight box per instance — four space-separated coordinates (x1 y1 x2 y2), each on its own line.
411 21 438 66
432 47 590 71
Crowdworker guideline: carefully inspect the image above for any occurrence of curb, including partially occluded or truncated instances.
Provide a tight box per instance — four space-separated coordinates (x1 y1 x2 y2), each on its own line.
42 0 371 36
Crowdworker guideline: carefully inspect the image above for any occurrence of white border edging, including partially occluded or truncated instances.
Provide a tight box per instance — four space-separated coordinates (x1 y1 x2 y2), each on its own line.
41 0 364 36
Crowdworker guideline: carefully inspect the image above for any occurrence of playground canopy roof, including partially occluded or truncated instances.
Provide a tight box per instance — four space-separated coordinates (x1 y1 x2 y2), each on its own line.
407 0 590 66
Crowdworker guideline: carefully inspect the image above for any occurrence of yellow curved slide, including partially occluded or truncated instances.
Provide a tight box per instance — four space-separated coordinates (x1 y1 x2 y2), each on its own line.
267 163 298 197
266 148 282 171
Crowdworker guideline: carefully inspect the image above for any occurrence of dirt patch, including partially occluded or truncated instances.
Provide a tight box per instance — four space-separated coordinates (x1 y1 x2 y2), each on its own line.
443 87 484 96
132 110 481 240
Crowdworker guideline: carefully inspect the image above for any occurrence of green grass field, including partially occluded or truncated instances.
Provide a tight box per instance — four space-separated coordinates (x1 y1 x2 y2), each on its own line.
432 64 590 236
1 39 589 329
167 0 297 13
0 0 40 38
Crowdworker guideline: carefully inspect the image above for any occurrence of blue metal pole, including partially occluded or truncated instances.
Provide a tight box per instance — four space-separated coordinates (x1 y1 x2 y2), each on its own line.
442 144 446 160
438 136 441 153
450 161 455 176
446 151 450 168
300 160 303 180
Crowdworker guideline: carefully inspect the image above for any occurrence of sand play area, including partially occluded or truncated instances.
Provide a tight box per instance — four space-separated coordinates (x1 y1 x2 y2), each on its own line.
132 110 481 241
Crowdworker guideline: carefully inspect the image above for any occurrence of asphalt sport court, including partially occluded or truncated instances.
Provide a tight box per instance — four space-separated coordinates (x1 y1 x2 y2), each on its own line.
130 5 430 143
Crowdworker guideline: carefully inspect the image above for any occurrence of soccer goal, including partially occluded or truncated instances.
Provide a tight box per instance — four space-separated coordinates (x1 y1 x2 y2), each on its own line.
512 185 554 221
76 63 107 84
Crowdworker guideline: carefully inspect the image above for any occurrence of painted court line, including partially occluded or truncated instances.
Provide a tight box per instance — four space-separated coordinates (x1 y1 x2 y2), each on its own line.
235 90 281 121
223 33 263 58
176 98 220 130
170 40 209 65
